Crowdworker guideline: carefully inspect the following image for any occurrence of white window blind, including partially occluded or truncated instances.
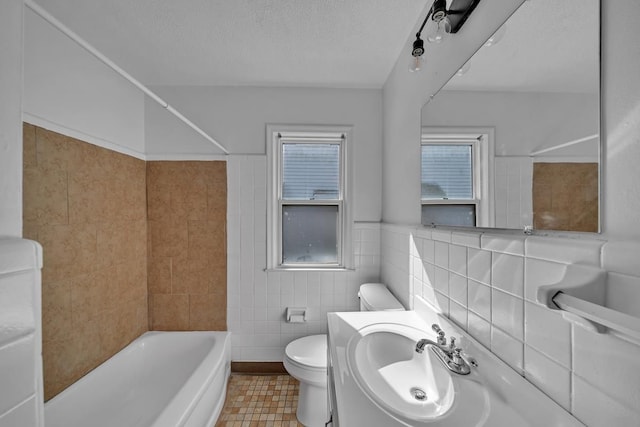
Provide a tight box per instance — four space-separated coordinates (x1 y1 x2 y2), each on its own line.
421 144 473 200
282 143 340 200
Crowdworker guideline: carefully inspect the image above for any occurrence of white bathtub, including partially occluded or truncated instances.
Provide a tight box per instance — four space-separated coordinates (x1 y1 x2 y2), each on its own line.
45 331 231 427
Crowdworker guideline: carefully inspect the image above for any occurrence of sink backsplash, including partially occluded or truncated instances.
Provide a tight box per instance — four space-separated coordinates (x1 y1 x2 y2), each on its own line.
380 224 640 427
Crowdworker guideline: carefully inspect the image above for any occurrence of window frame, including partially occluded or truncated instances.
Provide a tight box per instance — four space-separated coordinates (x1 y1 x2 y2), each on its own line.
420 127 495 228
267 125 353 270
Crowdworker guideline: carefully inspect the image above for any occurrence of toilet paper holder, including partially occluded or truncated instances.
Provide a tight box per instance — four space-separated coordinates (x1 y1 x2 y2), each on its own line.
286 307 307 323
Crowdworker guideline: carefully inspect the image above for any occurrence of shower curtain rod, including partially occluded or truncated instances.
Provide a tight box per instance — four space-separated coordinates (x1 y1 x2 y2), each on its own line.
530 134 598 156
24 0 230 155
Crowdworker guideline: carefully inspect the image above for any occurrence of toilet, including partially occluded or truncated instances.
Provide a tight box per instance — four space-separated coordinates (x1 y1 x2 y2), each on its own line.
283 283 404 427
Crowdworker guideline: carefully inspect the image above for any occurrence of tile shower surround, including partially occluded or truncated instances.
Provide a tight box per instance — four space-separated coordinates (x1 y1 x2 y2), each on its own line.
381 224 640 426
23 124 148 400
23 124 227 400
147 161 227 331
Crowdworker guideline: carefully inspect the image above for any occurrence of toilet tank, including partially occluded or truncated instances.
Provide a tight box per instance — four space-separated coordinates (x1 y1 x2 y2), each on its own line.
358 283 405 311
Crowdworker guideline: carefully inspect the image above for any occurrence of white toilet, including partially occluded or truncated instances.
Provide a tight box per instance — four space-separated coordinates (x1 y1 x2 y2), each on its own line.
283 283 405 427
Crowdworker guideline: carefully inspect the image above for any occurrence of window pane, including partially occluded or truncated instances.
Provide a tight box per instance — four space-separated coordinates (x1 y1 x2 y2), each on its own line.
282 205 338 264
422 204 476 227
421 145 473 199
282 143 340 200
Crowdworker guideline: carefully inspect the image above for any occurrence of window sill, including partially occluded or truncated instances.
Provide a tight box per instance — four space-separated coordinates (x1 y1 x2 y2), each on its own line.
264 266 355 273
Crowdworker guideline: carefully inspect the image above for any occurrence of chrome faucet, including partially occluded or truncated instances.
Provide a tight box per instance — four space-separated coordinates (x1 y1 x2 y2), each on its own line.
415 337 448 353
415 324 449 353
415 324 472 375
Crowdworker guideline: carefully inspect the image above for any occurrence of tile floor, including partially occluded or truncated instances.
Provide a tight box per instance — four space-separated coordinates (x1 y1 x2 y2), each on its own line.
215 374 304 427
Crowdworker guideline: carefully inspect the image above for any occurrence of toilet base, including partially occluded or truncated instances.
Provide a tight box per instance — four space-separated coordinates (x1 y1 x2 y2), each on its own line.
296 381 328 427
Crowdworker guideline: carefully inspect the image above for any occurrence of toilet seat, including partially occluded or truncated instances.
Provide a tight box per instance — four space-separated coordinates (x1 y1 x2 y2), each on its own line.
285 334 327 369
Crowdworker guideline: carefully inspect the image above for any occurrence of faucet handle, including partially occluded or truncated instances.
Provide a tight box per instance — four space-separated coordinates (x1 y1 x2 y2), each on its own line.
431 324 445 337
452 348 464 366
432 324 446 345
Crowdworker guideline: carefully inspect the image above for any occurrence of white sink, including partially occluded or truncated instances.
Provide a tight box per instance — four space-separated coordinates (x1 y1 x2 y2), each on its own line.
328 309 584 427
346 322 487 425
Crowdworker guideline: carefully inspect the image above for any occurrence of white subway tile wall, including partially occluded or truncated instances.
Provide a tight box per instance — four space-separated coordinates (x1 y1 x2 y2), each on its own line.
524 301 571 368
572 376 639 427
525 236 604 265
227 156 382 361
380 224 640 426
523 344 571 410
494 157 532 229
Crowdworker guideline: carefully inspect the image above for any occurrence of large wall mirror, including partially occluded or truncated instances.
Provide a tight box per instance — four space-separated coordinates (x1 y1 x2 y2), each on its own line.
420 0 600 232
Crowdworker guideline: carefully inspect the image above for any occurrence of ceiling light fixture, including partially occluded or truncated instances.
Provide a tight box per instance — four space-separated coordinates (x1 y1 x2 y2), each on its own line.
426 0 450 44
410 0 482 72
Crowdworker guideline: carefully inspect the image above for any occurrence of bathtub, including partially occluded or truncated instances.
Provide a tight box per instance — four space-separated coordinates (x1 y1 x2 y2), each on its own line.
45 331 231 427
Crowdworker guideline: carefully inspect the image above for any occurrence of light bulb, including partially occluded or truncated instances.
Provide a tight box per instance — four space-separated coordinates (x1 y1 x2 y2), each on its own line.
409 35 424 72
427 17 451 44
409 54 424 72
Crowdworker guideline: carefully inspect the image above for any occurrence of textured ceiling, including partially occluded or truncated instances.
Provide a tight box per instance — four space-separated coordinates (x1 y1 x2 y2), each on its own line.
34 0 428 88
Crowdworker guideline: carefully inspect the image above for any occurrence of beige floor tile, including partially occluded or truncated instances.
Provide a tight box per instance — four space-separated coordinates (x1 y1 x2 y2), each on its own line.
215 374 303 427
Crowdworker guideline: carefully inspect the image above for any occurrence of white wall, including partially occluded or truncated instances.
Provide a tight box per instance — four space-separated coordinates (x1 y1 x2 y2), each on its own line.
146 85 383 221
0 0 24 237
23 8 146 158
602 0 640 240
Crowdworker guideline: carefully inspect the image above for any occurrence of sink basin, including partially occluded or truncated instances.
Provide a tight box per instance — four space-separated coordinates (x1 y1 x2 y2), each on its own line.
347 323 455 422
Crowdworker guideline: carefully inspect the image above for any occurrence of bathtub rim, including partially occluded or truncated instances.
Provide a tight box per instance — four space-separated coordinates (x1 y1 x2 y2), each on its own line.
151 331 231 427
44 330 232 427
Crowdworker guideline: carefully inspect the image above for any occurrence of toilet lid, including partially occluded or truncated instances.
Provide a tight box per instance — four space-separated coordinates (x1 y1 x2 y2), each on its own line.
359 283 405 311
285 334 327 369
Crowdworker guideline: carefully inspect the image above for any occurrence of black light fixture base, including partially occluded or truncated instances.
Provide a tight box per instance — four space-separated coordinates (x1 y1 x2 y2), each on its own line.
447 0 482 33
412 36 425 57
409 0 481 69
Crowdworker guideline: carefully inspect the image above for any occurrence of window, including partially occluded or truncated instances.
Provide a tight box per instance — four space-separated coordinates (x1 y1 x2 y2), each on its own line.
421 129 494 227
267 125 352 269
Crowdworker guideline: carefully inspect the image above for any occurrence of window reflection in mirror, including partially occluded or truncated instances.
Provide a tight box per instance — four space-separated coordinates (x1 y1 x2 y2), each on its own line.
421 0 600 232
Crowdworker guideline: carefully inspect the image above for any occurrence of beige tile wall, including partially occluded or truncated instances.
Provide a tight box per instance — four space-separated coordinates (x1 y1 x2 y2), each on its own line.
532 163 599 232
147 161 227 331
23 125 228 400
23 124 148 400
